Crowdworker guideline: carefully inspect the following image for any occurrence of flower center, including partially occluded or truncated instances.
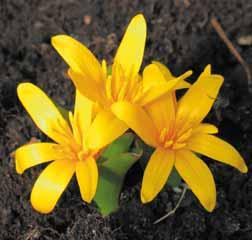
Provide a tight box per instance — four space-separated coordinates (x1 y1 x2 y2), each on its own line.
77 149 91 161
104 63 142 104
158 127 193 150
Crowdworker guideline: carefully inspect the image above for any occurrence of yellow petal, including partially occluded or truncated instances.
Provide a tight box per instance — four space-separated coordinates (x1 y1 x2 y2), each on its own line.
51 35 103 84
176 65 224 130
152 61 174 80
139 69 192 106
68 69 105 104
192 123 218 135
76 157 98 203
31 159 75 214
145 93 176 132
114 14 146 78
87 110 128 150
111 101 158 147
152 61 191 89
175 150 216 212
15 143 61 174
17 83 71 144
187 134 248 173
143 63 167 88
141 148 174 203
73 90 93 144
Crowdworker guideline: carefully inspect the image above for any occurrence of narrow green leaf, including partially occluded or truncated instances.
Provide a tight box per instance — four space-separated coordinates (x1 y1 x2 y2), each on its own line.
94 135 142 216
167 167 182 188
102 132 134 159
56 105 69 122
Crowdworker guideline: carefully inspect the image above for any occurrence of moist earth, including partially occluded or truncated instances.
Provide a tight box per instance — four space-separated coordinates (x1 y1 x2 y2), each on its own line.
0 0 252 239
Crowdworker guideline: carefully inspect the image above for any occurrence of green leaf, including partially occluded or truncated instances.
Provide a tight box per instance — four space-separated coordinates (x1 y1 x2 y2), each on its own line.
56 105 69 122
167 167 182 188
102 133 135 159
94 134 142 216
137 138 154 169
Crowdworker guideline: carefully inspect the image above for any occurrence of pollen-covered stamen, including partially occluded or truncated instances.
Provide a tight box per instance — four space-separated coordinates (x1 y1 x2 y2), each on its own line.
69 111 83 147
164 140 173 148
176 128 192 143
124 71 140 101
105 76 114 101
117 78 131 101
159 126 193 150
111 62 125 100
77 150 90 161
159 128 168 143
127 76 142 102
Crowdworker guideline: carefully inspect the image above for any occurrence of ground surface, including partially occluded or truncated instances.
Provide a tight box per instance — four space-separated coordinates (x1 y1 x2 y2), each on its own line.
1 0 252 239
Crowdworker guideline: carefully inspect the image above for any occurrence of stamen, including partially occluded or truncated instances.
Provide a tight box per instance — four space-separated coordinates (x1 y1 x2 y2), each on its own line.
164 140 173 148
101 59 107 78
159 128 168 143
132 83 144 103
172 142 186 150
117 78 130 101
105 76 113 101
176 128 193 143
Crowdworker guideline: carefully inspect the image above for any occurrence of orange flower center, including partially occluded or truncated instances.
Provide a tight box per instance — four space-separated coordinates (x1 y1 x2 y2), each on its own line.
158 127 193 150
104 64 143 104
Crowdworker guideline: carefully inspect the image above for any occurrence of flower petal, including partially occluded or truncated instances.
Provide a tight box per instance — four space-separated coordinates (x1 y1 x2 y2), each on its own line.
152 61 191 89
141 148 174 203
139 66 192 106
145 93 176 132
114 14 146 78
176 65 224 130
175 150 216 212
68 69 105 104
15 143 60 174
192 123 218 135
51 35 103 84
187 134 248 173
87 110 128 150
73 90 93 144
111 101 158 147
17 83 71 144
76 157 98 203
31 159 75 214
152 61 174 80
143 63 167 88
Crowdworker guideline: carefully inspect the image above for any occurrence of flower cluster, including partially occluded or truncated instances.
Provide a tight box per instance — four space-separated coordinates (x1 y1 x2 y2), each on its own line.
15 14 248 214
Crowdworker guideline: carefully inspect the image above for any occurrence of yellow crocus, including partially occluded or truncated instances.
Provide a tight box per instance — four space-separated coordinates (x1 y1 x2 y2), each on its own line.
51 14 192 150
112 64 248 212
15 83 122 214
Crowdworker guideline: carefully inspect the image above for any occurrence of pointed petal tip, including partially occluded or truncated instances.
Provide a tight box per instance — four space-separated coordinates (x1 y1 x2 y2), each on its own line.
205 200 216 212
204 64 212 75
140 191 151 204
240 164 248 173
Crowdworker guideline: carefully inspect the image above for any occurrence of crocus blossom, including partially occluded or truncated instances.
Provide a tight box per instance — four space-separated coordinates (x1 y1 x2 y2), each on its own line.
112 64 248 211
15 83 123 213
51 14 192 150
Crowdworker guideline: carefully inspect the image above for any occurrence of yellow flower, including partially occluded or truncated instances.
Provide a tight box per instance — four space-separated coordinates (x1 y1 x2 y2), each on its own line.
15 83 122 214
112 64 248 212
51 14 192 149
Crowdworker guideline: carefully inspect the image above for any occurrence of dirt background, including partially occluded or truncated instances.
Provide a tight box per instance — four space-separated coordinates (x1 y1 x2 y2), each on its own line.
1 0 252 239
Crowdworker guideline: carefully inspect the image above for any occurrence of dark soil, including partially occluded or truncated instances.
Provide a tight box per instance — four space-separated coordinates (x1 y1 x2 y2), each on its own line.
1 0 252 239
